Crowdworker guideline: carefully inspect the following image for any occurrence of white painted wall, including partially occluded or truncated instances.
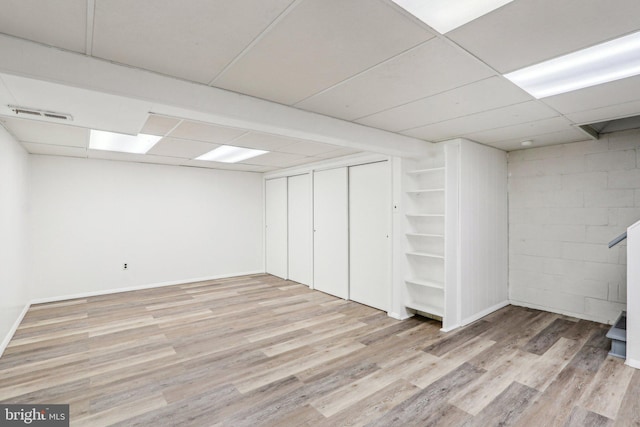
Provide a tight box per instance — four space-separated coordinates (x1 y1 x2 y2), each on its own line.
459 139 509 324
508 129 640 323
29 156 264 301
0 126 30 352
627 220 640 368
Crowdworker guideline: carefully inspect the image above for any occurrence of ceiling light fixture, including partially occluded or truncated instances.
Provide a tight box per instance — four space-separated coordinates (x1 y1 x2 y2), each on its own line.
505 31 640 98
390 0 514 34
89 130 161 154
196 145 267 163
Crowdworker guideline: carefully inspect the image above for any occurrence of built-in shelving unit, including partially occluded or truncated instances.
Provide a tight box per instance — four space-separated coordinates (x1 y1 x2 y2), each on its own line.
403 149 447 321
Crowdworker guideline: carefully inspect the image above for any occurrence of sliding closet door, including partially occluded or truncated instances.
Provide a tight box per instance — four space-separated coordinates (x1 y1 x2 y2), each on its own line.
265 178 287 279
287 174 312 286
313 167 348 299
349 161 390 311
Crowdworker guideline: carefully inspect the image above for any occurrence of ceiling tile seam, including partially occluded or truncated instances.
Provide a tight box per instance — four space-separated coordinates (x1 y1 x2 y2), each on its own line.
394 100 557 133
461 121 585 144
291 36 436 107
17 140 88 149
435 30 584 133
85 0 96 55
146 114 184 136
426 115 577 143
350 76 503 123
207 0 305 86
563 100 640 126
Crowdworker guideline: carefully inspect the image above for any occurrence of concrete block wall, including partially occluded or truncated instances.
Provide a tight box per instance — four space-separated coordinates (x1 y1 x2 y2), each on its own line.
508 129 640 324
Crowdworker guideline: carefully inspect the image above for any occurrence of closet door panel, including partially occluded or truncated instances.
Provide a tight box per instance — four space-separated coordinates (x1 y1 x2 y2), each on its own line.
265 178 287 279
288 174 312 286
313 167 348 299
349 161 390 311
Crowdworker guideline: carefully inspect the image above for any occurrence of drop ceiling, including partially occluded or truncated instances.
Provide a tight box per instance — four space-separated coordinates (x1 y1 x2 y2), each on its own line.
1 0 640 171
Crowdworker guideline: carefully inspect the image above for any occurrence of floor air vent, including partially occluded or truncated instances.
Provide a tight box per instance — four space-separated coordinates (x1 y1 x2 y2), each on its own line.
606 311 627 359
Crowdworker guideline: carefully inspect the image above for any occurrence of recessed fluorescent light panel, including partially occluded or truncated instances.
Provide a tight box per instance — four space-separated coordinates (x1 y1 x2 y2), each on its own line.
505 31 640 98
391 0 514 34
89 130 161 154
196 145 267 163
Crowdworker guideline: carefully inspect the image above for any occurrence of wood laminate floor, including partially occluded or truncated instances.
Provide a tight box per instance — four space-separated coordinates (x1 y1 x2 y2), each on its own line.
0 274 637 426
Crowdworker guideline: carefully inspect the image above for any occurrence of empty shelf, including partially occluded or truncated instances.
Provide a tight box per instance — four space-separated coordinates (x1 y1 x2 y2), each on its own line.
405 301 443 317
406 251 444 259
407 167 445 175
406 188 445 194
405 278 444 290
406 232 444 238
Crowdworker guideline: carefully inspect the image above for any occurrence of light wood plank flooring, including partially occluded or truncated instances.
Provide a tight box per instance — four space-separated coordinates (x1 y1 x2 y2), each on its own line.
0 274 637 426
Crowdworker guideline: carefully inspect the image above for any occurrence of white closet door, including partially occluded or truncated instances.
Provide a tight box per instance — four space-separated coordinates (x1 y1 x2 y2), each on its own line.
287 174 312 286
265 178 287 279
349 161 390 311
313 167 348 299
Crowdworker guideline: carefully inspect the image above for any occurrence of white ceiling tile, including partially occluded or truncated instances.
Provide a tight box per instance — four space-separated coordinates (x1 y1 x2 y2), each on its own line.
22 142 87 158
92 0 295 83
402 101 560 142
0 0 87 53
168 120 247 143
232 132 304 151
448 0 640 73
462 117 575 144
242 152 310 167
276 141 340 156
88 149 186 166
491 128 588 151
181 159 272 172
146 137 218 159
315 147 361 159
0 116 88 147
356 76 532 132
213 0 434 104
565 101 640 126
296 38 495 120
542 74 640 116
140 115 182 136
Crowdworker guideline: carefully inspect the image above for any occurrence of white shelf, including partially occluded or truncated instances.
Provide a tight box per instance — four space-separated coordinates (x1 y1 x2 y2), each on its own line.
406 188 445 194
406 251 444 259
405 301 443 317
406 213 445 218
405 278 444 290
407 167 445 175
406 232 444 238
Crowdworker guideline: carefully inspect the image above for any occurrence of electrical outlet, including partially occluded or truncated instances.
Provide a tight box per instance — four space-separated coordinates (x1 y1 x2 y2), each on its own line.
123 263 128 270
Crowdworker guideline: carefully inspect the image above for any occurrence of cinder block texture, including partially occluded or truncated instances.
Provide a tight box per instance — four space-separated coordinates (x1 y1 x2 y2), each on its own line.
508 129 640 324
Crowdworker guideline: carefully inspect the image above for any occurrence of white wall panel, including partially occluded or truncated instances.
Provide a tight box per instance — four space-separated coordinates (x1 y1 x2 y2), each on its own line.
30 156 264 300
0 126 30 355
266 177 288 279
349 161 390 311
459 140 509 323
288 174 312 286
313 167 348 299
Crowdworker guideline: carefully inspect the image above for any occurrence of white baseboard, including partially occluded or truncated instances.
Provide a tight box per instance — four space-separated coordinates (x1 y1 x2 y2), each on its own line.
461 300 510 327
388 311 414 320
509 299 613 325
29 270 265 305
625 358 640 370
0 302 31 358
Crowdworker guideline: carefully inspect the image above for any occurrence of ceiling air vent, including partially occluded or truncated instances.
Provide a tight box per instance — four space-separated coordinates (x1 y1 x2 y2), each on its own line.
8 105 73 121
